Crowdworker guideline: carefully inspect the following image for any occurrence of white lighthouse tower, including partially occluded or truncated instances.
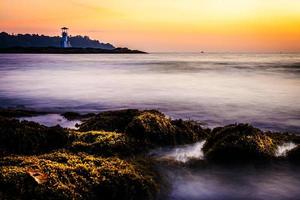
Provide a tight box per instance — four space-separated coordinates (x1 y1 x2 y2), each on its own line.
60 27 71 48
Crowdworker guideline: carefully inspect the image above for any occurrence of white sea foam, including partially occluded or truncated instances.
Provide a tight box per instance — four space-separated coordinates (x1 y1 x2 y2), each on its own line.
276 142 297 157
19 114 81 129
152 141 205 163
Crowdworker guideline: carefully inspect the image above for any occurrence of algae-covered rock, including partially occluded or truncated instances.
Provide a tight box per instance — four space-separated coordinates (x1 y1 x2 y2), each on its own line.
79 109 141 132
61 112 95 120
78 109 208 147
171 119 209 145
0 152 159 200
203 124 277 161
69 131 136 156
265 131 300 145
126 111 208 146
287 145 300 162
0 117 70 154
125 111 177 146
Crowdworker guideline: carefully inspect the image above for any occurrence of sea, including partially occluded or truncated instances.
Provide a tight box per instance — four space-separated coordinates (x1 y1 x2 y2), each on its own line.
1 52 300 200
0 52 299 132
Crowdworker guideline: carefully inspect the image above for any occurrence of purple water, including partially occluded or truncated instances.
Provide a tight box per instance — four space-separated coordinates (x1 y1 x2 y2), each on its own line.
0 53 299 132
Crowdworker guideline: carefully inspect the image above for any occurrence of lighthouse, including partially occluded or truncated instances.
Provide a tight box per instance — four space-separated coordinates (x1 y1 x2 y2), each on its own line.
60 27 71 48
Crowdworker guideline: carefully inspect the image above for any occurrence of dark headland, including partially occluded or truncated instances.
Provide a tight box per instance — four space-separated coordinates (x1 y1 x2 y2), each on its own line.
0 46 146 54
0 31 146 54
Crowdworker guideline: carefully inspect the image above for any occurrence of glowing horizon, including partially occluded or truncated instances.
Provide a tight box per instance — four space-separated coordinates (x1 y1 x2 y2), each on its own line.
1 0 300 52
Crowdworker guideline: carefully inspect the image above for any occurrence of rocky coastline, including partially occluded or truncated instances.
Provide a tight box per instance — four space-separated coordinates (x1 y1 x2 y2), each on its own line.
1 108 300 200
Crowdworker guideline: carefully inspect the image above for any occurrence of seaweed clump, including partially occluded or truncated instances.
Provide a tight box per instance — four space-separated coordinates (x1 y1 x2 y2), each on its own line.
0 152 158 200
69 131 136 156
203 124 277 161
126 111 176 146
79 109 141 132
61 112 95 120
0 117 70 155
79 109 208 147
171 119 209 145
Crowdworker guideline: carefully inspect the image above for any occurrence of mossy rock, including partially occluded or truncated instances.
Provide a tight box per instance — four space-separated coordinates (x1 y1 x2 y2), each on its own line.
0 117 70 154
287 145 300 162
69 131 137 156
61 112 95 120
79 109 141 132
171 119 209 145
265 131 300 145
125 111 177 146
125 111 208 147
203 124 277 161
0 152 159 200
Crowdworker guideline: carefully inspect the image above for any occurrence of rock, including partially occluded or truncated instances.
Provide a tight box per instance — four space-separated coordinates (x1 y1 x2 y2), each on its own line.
79 109 141 132
0 152 159 200
203 124 277 161
126 111 209 147
125 111 176 146
0 117 70 154
287 145 300 162
69 131 137 156
79 109 208 147
171 119 209 145
61 112 95 120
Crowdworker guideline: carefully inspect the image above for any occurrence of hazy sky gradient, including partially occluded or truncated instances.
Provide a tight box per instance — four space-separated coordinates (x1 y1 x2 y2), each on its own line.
1 0 300 52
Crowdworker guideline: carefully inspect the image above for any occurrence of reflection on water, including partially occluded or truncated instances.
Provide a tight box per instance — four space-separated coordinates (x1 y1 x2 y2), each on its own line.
153 143 300 200
19 114 80 129
0 53 299 132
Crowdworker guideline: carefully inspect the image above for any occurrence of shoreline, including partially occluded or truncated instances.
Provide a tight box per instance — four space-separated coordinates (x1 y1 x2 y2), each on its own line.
0 47 147 54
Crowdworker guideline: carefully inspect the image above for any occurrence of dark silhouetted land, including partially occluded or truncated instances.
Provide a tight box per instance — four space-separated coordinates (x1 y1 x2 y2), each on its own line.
0 46 146 54
0 32 115 49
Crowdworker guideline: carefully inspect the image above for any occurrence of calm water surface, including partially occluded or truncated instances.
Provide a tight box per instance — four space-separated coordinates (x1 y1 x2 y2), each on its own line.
151 141 300 200
0 53 299 132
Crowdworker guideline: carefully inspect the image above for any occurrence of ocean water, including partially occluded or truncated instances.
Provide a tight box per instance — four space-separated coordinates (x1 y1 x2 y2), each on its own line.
150 140 300 200
151 141 300 200
0 53 299 132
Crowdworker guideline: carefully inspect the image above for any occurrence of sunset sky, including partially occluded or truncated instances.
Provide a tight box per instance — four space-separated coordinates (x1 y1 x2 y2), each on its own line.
1 0 300 52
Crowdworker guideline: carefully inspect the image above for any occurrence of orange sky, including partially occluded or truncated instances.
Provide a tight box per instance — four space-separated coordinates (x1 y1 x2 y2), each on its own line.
1 0 300 52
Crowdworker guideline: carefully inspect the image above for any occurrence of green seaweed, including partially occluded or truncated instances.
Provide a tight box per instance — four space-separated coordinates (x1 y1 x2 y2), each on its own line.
0 152 159 200
69 131 137 156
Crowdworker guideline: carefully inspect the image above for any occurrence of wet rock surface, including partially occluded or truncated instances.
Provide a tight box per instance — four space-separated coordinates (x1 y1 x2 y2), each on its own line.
203 124 277 161
287 145 300 162
0 117 70 155
79 109 141 132
0 152 158 200
79 109 208 147
1 108 300 200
